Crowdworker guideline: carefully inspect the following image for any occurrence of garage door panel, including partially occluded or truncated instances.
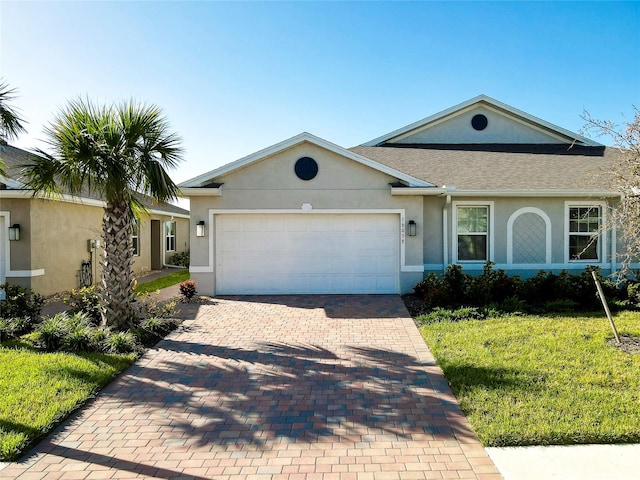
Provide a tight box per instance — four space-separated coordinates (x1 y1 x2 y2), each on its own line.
215 214 400 294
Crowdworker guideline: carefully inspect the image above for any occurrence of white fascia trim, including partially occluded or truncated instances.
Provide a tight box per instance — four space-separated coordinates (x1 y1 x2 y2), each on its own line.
7 269 45 278
0 175 24 189
180 186 222 197
0 190 106 207
391 187 449 196
362 94 602 147
191 207 424 275
1 190 189 216
451 201 495 264
179 132 432 188
506 207 552 264
442 189 620 198
147 209 190 219
564 200 608 264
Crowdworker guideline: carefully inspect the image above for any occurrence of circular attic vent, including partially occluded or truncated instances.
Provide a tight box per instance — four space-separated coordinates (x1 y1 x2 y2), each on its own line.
471 114 488 131
294 156 318 180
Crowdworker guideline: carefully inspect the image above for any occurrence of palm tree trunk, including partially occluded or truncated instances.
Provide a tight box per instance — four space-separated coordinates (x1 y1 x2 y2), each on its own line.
101 201 135 329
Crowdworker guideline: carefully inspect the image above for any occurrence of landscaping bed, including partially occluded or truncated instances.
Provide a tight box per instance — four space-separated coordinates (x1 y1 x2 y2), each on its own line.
0 274 198 462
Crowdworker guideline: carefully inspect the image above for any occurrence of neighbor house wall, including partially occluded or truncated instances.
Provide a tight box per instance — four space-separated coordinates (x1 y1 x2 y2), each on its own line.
2 198 33 290
132 215 189 273
29 199 103 296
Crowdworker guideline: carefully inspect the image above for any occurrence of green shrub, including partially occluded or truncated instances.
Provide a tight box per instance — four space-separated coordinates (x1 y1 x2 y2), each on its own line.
64 286 102 324
628 282 640 306
414 264 624 313
544 299 580 313
0 283 43 320
179 279 197 300
416 306 485 325
62 325 94 352
0 316 38 341
90 327 111 346
135 295 178 319
170 251 190 267
37 313 71 351
102 331 138 354
469 262 521 306
495 296 528 314
133 317 178 346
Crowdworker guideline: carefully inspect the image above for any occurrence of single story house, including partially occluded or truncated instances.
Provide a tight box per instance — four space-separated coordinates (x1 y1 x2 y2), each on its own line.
0 145 190 297
179 95 623 296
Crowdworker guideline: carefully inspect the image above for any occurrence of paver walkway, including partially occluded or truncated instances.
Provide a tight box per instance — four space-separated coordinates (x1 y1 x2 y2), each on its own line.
2 295 502 480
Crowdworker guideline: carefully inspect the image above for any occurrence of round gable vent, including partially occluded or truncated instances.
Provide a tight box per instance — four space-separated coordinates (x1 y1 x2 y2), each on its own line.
294 157 318 180
471 114 488 131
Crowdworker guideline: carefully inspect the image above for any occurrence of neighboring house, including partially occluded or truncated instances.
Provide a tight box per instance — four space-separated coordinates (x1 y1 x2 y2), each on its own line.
179 95 624 296
0 145 189 297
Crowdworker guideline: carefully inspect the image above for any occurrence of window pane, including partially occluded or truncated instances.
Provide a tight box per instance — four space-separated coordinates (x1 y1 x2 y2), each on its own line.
458 207 488 233
569 207 600 233
458 235 487 261
569 235 598 260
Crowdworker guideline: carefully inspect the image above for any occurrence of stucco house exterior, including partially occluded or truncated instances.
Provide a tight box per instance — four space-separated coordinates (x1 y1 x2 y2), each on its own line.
180 95 623 296
0 145 189 297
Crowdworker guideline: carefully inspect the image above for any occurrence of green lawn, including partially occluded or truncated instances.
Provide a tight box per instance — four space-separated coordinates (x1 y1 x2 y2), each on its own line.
0 342 135 461
420 311 640 447
134 269 189 295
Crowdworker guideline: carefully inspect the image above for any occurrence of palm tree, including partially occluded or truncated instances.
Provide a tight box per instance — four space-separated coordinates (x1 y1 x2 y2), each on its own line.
0 79 27 175
24 98 184 328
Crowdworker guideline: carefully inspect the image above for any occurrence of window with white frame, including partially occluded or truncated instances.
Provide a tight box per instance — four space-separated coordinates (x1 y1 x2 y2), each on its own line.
132 219 140 256
568 206 601 261
457 205 489 261
165 221 176 252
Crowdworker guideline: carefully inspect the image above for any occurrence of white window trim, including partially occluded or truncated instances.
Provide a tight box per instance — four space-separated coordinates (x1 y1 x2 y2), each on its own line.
132 219 140 257
564 201 607 263
506 207 552 264
452 201 495 264
165 221 176 253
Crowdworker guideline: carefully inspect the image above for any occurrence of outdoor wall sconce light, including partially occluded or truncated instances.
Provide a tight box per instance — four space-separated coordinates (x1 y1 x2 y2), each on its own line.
408 220 417 237
8 224 20 241
196 220 206 237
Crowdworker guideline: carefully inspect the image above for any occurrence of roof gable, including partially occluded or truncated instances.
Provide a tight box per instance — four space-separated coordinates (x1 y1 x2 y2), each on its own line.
362 95 601 147
179 132 433 188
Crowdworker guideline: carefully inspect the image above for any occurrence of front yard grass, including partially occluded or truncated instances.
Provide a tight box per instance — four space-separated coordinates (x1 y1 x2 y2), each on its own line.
420 311 640 447
134 269 189 295
0 341 135 461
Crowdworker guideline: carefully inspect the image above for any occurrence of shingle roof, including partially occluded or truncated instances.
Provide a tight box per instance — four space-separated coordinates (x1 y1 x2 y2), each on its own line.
0 144 189 215
349 145 622 191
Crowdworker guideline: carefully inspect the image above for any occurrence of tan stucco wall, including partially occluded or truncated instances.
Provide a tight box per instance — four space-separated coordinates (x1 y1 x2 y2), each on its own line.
132 215 189 272
29 199 103 296
2 197 189 297
188 142 424 295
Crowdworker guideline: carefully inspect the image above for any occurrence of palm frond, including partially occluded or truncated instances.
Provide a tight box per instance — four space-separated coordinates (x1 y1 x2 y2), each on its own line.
0 79 27 142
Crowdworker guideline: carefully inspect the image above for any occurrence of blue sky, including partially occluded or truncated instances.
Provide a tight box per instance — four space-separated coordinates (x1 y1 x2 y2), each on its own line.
1 1 639 188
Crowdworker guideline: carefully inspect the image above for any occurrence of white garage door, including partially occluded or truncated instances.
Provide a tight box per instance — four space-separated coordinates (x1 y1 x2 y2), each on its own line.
215 214 399 294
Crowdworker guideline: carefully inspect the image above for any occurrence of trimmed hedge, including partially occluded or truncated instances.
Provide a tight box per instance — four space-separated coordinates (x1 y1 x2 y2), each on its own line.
413 262 625 312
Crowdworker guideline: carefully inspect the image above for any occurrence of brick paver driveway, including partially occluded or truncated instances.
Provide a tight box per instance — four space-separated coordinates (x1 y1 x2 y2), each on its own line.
3 295 502 480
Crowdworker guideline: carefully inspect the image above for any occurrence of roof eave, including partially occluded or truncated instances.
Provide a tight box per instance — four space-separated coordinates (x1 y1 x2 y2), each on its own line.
391 187 620 198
